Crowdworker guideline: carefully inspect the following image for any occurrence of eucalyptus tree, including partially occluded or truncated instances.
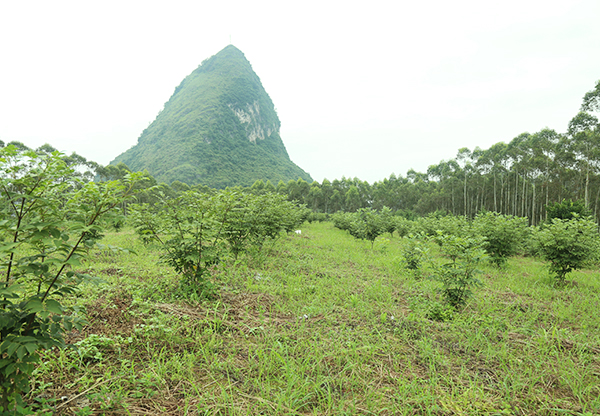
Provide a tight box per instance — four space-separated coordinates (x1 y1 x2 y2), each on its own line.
344 185 362 212
530 129 560 221
320 179 334 213
568 112 600 208
581 79 600 113
306 181 324 211
456 147 472 217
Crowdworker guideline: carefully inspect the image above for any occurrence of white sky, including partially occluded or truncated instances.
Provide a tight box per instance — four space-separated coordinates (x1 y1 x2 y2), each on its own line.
1 0 599 183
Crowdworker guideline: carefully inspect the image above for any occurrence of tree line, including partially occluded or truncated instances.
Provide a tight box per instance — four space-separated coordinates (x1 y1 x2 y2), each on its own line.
252 80 600 225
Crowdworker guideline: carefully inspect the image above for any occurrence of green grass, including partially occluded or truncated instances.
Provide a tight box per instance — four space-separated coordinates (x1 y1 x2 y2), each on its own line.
27 222 600 415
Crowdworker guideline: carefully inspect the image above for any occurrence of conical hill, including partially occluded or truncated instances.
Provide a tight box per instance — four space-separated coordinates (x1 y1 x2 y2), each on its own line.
110 45 312 188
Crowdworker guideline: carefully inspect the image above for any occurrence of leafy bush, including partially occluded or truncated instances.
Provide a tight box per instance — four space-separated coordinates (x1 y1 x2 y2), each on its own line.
473 212 528 266
307 212 328 223
413 214 470 240
0 145 139 412
536 217 600 283
435 234 487 309
380 207 397 237
331 212 355 232
401 234 429 274
395 217 414 238
348 208 385 248
131 191 304 295
546 199 591 221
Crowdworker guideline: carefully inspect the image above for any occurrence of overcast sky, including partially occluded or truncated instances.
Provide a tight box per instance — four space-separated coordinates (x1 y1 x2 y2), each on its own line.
1 0 599 183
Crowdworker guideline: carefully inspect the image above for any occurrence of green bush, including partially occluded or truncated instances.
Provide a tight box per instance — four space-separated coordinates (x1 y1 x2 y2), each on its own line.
331 212 355 232
546 199 591 221
401 234 429 274
348 208 385 248
413 214 470 241
0 145 139 412
536 217 600 283
435 234 487 309
380 207 397 237
130 191 304 295
473 212 528 266
395 217 414 238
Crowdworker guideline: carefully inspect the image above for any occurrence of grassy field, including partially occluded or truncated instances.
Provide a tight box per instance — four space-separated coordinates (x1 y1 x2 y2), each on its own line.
27 222 600 415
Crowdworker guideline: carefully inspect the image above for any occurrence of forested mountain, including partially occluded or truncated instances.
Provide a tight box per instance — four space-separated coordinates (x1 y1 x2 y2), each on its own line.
110 45 311 188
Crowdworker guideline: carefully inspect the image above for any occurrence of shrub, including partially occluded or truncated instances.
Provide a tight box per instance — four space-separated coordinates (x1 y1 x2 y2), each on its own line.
473 212 528 266
0 145 139 412
435 234 487 309
331 212 355 232
130 191 305 295
536 217 600 283
546 199 591 221
395 217 414 238
414 214 470 241
401 234 429 274
380 206 397 237
348 208 385 249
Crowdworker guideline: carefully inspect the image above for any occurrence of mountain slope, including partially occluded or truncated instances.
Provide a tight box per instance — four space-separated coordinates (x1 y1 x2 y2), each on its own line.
110 45 311 187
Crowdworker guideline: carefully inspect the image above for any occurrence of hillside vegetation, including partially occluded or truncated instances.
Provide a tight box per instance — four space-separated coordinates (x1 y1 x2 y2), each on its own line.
110 45 311 188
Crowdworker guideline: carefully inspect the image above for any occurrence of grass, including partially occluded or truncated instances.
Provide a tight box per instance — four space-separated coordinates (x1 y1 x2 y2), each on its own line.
26 222 600 415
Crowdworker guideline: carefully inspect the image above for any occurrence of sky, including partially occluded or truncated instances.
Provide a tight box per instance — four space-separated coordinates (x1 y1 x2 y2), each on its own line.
1 0 599 184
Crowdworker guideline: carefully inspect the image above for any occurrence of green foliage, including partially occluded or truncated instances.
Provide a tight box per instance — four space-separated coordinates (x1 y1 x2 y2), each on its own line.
348 208 385 248
545 199 591 221
0 145 139 412
473 212 528 266
380 207 397 237
331 212 355 232
307 212 328 223
130 191 235 297
435 234 486 309
401 234 429 273
395 217 414 238
130 191 305 296
536 217 600 282
413 214 470 240
424 301 455 322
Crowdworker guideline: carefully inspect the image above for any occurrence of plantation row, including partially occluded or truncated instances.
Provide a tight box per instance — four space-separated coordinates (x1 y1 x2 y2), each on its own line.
328 204 600 283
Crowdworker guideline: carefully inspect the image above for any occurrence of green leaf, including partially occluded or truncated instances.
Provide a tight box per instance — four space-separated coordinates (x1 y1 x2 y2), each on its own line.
6 341 19 357
24 343 37 355
0 242 20 253
65 257 82 267
16 345 27 360
45 299 63 314
25 299 43 313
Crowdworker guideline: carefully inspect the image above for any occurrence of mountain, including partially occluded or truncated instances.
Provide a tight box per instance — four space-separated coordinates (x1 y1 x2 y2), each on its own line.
110 45 312 188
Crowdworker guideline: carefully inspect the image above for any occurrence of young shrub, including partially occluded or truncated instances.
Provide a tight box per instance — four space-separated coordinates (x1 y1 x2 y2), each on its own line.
380 206 397 237
130 190 235 297
0 145 140 412
472 212 528 266
413 213 469 241
331 212 355 232
536 217 600 283
348 208 385 248
395 217 414 238
435 234 487 309
401 234 429 277
546 199 591 221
